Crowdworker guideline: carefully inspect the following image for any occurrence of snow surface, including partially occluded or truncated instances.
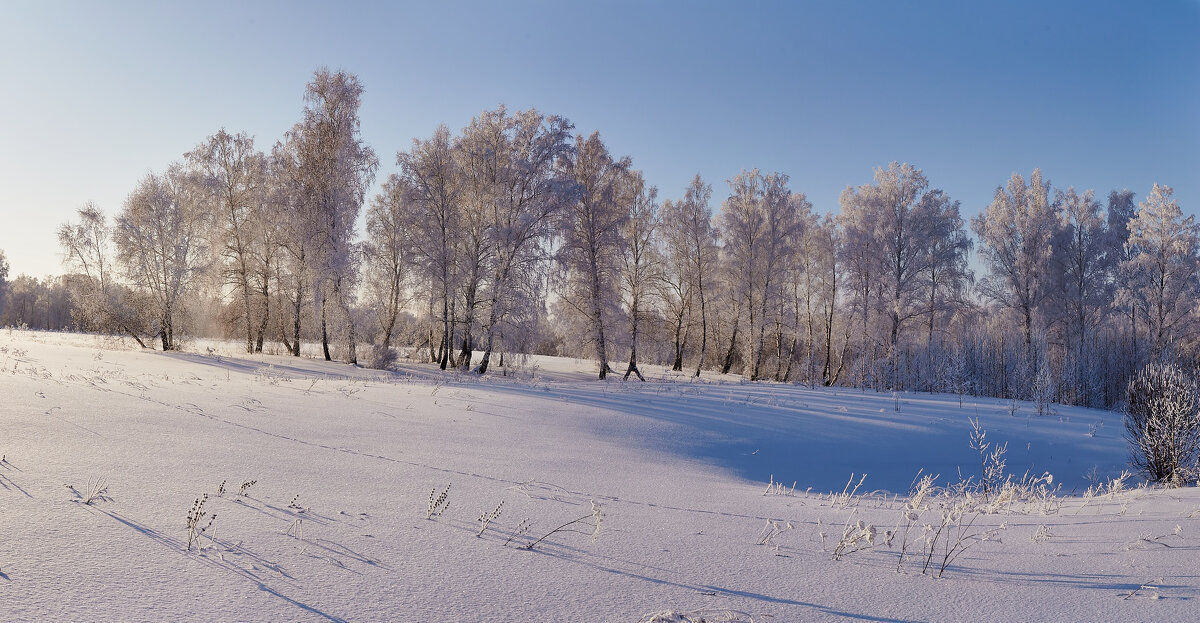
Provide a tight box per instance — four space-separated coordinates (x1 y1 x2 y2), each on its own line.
1 329 1198 622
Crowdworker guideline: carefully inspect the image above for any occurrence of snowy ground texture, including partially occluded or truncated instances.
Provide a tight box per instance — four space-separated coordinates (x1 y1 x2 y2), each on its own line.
2 329 1199 622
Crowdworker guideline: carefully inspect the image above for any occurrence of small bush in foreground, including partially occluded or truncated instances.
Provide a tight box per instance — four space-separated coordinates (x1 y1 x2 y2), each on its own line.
1124 362 1200 485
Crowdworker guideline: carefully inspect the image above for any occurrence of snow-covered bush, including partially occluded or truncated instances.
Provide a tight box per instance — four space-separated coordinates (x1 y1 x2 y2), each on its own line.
363 345 399 370
1124 362 1200 485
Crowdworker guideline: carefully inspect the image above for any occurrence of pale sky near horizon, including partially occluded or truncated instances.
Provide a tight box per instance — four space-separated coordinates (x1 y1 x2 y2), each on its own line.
1 0 1197 279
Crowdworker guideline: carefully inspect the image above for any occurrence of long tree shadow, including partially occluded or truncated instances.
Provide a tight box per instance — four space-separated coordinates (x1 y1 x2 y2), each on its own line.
159 351 360 381
947 566 1200 598
523 544 929 623
470 377 1127 494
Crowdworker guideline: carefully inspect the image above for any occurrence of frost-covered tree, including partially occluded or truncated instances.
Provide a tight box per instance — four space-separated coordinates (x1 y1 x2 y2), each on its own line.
791 209 821 384
840 162 963 386
750 174 803 381
453 123 501 369
618 172 659 381
972 169 1057 357
1121 183 1198 357
719 170 802 380
716 172 761 376
268 139 313 356
558 132 631 379
58 204 147 344
58 204 113 302
1108 189 1139 349
113 166 212 350
186 129 267 353
364 175 412 349
838 190 883 386
395 125 462 368
247 163 288 353
1049 188 1112 385
920 191 972 349
659 175 717 375
681 176 718 377
813 215 847 385
289 68 379 363
658 197 694 371
465 107 574 375
774 195 822 382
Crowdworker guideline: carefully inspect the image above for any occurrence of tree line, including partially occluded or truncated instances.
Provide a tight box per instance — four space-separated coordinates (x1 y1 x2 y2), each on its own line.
2 69 1193 408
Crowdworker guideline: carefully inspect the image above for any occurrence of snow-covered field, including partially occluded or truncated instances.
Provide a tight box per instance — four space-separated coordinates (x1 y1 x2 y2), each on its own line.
1 329 1198 622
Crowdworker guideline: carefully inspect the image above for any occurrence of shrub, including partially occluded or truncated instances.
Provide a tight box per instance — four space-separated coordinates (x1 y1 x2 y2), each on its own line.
364 345 399 370
1124 362 1200 485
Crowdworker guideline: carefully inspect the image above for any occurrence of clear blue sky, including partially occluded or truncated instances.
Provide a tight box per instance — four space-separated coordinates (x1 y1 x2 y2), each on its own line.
2 0 1197 278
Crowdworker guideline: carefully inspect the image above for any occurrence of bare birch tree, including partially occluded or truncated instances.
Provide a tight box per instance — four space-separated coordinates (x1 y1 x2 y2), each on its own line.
558 131 631 379
658 197 695 372
1122 183 1198 357
619 172 660 381
840 163 960 386
364 174 412 349
1049 188 1111 385
466 107 574 375
395 125 462 368
972 169 1056 358
113 165 212 350
186 129 267 353
57 204 150 346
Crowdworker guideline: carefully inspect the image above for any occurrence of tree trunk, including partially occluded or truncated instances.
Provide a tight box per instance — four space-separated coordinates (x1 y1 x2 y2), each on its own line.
823 286 839 386
280 322 292 355
320 291 332 362
805 290 815 388
478 288 505 375
321 321 331 360
590 259 609 380
783 331 797 383
624 295 645 381
752 285 774 381
160 303 174 351
694 277 708 378
890 308 901 390
721 317 740 374
594 331 610 378
255 277 269 353
340 283 356 365
439 289 450 370
746 298 765 380
827 324 849 386
382 316 395 350
671 309 686 371
458 283 477 371
1023 304 1033 359
381 273 399 350
123 326 148 349
478 331 495 374
291 284 302 357
926 275 937 350
458 335 472 371
775 308 790 382
241 279 254 354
